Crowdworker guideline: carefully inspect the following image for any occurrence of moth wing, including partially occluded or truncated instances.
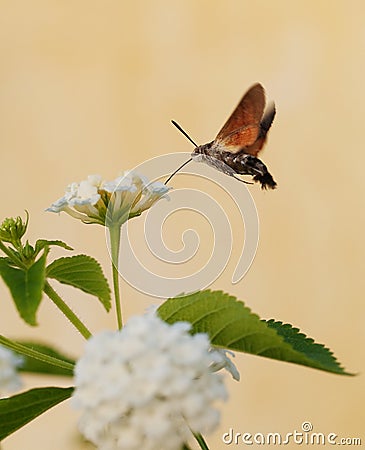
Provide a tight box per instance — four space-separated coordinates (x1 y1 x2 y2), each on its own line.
216 83 266 142
216 124 261 154
260 101 276 135
243 102 276 156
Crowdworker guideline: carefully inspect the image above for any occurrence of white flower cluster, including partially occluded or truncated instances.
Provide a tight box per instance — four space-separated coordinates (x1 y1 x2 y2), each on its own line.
0 345 23 397
72 314 233 450
47 172 170 226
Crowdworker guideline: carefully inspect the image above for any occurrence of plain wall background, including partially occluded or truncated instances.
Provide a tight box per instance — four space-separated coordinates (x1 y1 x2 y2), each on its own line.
0 1 364 448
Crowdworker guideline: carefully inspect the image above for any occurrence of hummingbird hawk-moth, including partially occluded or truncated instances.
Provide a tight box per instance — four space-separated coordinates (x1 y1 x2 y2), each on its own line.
168 83 277 189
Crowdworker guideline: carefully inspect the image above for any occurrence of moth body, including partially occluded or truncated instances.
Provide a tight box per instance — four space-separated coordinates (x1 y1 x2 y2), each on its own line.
172 83 277 190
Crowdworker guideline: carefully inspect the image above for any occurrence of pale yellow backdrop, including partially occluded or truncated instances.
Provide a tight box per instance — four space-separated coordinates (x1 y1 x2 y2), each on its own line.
0 1 364 449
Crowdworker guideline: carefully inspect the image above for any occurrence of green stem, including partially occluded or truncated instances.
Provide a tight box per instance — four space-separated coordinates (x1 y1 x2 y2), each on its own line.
193 433 209 450
44 281 91 340
109 224 123 329
0 335 74 372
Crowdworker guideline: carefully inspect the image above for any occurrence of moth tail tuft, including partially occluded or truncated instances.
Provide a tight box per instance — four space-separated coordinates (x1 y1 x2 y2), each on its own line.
253 172 277 190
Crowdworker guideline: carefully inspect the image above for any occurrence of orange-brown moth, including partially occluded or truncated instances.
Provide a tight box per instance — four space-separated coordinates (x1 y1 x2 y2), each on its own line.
168 83 277 189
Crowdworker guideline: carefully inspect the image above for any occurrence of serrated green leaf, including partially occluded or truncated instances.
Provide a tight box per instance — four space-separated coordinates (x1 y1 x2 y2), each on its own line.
158 290 350 375
46 255 111 311
0 386 73 441
263 319 352 374
0 252 47 326
35 239 73 255
17 342 75 376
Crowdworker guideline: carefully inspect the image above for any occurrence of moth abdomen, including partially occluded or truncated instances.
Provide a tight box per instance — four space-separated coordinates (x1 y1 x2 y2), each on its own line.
224 153 277 190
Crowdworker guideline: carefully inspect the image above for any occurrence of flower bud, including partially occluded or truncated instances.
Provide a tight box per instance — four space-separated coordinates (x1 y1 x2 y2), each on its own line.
0 213 28 245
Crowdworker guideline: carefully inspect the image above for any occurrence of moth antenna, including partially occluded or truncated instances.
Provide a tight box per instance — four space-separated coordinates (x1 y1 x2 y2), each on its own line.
165 120 198 184
171 120 198 147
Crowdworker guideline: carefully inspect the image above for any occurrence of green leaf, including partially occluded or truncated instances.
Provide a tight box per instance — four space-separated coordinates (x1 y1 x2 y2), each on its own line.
158 290 350 375
46 255 111 311
0 251 47 326
0 386 73 441
18 342 75 376
263 319 352 375
34 239 73 256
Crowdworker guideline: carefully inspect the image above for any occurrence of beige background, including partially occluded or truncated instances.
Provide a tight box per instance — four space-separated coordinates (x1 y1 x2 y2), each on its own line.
0 1 364 449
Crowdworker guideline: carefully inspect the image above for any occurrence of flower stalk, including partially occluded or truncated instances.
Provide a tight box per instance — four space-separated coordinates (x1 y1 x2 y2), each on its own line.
109 224 123 329
194 433 210 450
43 282 92 340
